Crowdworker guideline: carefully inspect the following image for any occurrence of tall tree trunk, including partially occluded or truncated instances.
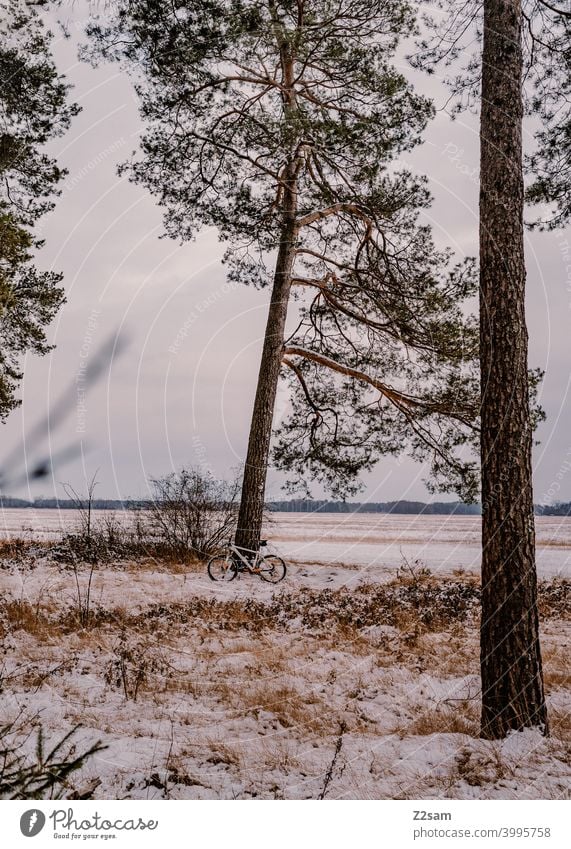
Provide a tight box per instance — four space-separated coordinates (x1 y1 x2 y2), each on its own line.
235 35 299 554
479 0 548 738
234 203 297 553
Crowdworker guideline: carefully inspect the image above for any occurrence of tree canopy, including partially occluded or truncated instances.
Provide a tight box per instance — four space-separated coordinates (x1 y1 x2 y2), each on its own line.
410 0 571 228
0 0 77 419
86 0 480 502
524 2 571 228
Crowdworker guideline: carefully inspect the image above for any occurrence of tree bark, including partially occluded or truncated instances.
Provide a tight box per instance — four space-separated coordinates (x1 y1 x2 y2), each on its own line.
235 31 300 554
234 208 297 553
479 0 548 738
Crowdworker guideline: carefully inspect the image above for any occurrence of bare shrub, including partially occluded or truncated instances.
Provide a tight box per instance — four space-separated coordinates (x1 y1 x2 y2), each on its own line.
134 468 239 561
103 630 173 701
54 477 127 566
0 539 47 570
50 478 135 624
538 578 570 619
396 553 432 585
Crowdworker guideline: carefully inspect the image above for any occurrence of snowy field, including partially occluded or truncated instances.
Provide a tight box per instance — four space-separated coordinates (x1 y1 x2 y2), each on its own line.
0 509 569 799
1 508 570 579
269 512 571 580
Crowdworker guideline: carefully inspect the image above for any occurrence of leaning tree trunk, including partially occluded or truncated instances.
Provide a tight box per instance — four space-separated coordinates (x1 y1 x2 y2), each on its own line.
479 0 548 738
235 38 299 555
234 202 297 554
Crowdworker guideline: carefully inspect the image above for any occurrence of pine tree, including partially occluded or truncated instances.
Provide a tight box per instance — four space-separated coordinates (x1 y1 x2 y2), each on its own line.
0 0 77 419
274 212 480 501
411 0 571 738
478 0 547 740
525 4 571 228
85 0 481 550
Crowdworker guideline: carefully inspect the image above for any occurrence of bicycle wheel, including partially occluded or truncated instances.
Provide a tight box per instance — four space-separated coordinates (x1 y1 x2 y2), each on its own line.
258 555 287 583
207 552 237 582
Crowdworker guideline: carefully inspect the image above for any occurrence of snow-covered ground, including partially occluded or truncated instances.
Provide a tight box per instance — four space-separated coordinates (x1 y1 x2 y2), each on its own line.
270 513 571 579
0 512 569 800
1 508 570 578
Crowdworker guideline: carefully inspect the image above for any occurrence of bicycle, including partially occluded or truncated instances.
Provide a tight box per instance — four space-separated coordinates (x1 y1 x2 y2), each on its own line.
207 539 286 584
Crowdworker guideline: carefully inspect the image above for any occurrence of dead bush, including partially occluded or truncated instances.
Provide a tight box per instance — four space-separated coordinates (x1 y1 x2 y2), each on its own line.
103 630 174 701
538 578 570 619
132 468 239 561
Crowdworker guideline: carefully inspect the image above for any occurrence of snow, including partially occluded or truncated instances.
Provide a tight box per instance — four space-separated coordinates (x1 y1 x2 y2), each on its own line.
1 508 570 579
0 510 569 800
268 513 571 580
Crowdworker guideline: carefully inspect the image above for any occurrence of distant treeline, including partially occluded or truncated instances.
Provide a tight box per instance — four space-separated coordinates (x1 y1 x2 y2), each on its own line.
270 499 571 515
0 496 570 516
271 499 571 515
267 499 482 514
535 503 571 516
0 497 137 510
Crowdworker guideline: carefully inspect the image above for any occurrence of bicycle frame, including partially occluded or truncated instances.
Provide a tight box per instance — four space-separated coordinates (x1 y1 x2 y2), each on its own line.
227 543 263 571
207 540 286 584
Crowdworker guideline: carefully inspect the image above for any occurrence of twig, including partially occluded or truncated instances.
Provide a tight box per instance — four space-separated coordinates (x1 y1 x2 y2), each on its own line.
318 720 346 800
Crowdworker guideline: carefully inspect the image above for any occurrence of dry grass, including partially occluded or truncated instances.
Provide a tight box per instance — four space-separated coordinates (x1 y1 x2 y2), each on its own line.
199 736 242 768
0 598 62 639
242 683 323 731
1 552 570 799
550 707 571 745
542 642 571 690
124 556 203 574
395 697 480 738
259 738 301 773
455 743 520 787
0 538 52 560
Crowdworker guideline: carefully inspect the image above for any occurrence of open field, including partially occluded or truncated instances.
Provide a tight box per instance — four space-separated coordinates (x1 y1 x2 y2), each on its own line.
0 510 569 799
2 508 571 578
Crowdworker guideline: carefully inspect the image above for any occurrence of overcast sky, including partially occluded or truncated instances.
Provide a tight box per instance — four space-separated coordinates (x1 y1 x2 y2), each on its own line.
2 3 570 504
